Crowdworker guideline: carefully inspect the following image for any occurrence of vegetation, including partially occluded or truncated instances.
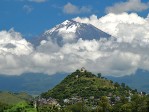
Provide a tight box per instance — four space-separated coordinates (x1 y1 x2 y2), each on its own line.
40 69 149 112
0 92 27 105
0 92 36 112
41 70 115 100
5 101 36 112
1 69 149 112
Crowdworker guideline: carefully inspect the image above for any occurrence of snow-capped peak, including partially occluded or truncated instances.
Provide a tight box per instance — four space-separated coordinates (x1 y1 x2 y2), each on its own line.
61 20 70 25
44 20 81 35
36 19 111 46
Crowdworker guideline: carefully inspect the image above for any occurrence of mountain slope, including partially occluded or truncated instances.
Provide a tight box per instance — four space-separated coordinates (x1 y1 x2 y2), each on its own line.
36 20 111 46
41 69 133 100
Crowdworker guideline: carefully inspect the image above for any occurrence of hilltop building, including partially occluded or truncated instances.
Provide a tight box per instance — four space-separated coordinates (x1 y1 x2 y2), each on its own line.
80 67 86 72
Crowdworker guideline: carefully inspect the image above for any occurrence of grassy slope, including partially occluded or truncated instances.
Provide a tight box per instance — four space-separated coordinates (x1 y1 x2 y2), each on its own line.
42 70 115 100
0 92 32 105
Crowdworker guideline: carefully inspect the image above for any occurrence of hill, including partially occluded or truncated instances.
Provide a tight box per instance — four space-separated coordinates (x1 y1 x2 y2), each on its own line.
41 69 134 101
37 69 149 112
0 92 37 112
1 69 149 96
0 92 32 105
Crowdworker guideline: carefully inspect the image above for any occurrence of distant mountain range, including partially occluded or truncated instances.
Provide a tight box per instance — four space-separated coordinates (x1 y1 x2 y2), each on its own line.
106 69 149 93
0 73 67 95
0 69 149 95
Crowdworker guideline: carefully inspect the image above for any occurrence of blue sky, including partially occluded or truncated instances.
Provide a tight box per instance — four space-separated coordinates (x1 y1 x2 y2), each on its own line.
1 0 149 76
0 0 148 39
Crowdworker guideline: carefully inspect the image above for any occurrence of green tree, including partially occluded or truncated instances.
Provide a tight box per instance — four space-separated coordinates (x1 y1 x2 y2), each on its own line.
121 83 125 88
97 73 101 78
120 103 132 112
98 96 112 112
131 94 148 112
0 102 10 112
114 82 120 88
66 102 89 112
37 105 59 112
5 101 36 112
120 96 128 104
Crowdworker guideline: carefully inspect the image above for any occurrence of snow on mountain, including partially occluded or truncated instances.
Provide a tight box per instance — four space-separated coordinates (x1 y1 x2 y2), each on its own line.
37 20 111 46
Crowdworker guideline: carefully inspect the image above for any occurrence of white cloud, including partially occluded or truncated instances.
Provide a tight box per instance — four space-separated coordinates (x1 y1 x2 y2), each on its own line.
0 29 33 55
106 0 149 14
63 2 91 14
0 29 33 75
2 13 149 77
74 13 149 43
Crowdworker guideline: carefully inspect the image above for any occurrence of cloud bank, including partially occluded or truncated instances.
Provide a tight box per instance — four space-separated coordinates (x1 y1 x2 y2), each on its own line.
1 13 149 77
74 13 149 42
